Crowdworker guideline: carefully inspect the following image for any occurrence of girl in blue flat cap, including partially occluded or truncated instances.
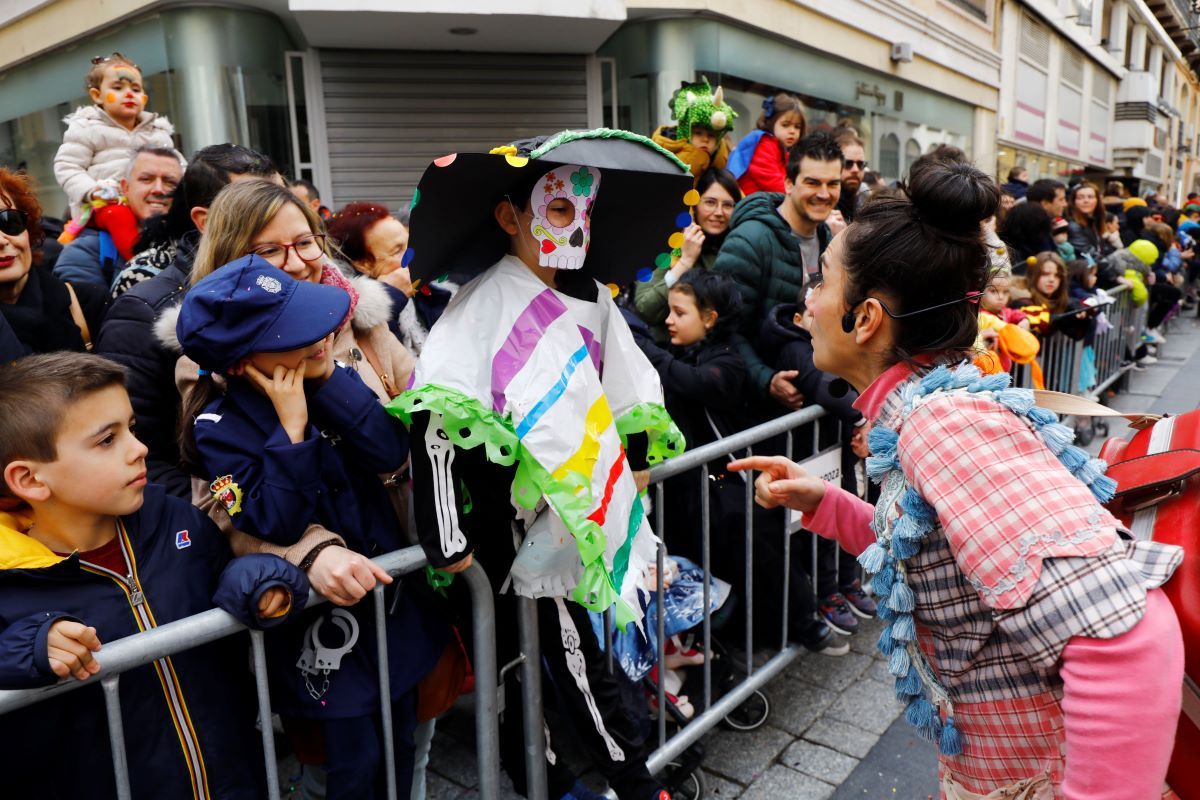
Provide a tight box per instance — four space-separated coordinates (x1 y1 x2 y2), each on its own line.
177 255 447 800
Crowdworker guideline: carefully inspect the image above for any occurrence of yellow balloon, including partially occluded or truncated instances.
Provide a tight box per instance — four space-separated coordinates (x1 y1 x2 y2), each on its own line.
505 154 529 168
607 283 620 298
683 189 701 206
668 232 686 249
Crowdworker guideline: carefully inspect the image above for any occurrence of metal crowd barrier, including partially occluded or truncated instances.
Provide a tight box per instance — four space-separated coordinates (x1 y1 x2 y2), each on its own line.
514 405 837 800
0 289 1161 800
0 547 502 800
1012 284 1147 401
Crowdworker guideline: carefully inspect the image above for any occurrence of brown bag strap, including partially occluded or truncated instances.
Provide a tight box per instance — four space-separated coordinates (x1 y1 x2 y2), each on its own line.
64 282 93 351
356 334 399 399
1032 389 1161 430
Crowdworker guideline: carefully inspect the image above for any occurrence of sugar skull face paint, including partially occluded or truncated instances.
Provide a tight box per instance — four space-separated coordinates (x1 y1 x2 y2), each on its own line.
529 164 599 270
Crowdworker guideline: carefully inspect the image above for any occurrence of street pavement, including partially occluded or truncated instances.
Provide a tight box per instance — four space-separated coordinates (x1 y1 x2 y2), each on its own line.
412 313 1200 800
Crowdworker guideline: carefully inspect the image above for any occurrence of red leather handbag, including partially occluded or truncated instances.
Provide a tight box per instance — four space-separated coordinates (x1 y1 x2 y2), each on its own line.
1037 391 1199 797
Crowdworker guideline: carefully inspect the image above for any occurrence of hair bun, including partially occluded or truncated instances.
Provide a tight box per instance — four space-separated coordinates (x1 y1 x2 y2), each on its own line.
906 157 1000 238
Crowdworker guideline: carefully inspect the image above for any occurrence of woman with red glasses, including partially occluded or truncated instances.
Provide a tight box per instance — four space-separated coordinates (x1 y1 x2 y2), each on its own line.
0 168 108 354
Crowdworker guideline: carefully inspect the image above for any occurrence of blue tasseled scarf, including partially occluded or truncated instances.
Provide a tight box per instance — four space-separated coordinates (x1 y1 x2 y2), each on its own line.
857 362 1116 756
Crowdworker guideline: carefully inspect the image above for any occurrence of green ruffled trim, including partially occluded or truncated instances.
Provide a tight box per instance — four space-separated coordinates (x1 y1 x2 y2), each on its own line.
387 385 519 466
615 402 687 464
388 383 638 623
527 128 691 175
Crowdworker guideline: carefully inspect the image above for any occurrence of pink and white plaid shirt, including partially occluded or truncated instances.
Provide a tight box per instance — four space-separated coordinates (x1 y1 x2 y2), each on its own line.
828 364 1183 798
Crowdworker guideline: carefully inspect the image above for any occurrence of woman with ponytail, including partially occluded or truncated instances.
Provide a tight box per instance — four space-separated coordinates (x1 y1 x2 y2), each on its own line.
730 153 1183 799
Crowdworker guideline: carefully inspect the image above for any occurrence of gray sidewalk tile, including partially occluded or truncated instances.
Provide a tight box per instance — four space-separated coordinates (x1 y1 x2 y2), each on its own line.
824 678 903 734
738 764 835 800
802 718 882 758
700 769 745 799
786 650 874 691
782 740 860 784
768 676 840 735
702 725 796 784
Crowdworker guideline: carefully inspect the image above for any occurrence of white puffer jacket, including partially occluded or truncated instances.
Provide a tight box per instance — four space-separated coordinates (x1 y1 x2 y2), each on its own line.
53 105 185 213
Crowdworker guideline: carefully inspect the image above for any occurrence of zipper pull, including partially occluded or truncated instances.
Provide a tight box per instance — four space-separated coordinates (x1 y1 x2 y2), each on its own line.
127 574 145 606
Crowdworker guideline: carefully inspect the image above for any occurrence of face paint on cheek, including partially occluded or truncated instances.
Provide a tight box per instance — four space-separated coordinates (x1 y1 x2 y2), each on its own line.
106 93 118 104
139 94 147 105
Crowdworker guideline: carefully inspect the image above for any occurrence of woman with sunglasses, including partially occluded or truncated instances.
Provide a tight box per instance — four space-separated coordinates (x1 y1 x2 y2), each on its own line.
0 168 108 354
729 154 1183 798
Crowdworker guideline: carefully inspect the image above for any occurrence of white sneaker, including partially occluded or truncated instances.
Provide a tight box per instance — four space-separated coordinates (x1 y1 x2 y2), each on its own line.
1145 329 1167 344
1137 354 1159 366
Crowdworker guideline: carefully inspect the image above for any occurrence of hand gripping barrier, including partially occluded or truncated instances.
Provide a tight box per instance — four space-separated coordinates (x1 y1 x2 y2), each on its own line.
0 547 501 800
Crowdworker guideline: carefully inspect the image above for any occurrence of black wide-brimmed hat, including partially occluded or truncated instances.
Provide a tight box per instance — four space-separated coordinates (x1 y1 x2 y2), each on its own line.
403 129 697 287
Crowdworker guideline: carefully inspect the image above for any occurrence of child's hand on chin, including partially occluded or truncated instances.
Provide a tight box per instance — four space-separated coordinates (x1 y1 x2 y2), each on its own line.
242 363 309 444
46 620 102 681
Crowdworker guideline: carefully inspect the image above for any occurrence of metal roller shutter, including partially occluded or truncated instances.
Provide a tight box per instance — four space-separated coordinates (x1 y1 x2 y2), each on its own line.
320 49 590 210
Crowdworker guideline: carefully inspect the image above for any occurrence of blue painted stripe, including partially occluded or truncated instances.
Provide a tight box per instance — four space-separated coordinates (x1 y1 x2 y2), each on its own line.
516 345 590 439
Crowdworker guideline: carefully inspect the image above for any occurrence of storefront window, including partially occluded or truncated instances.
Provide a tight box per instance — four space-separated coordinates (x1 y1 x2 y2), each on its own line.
879 134 900 180
0 7 293 216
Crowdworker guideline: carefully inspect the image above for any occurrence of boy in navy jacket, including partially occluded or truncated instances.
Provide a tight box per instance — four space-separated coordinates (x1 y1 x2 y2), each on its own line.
0 351 309 800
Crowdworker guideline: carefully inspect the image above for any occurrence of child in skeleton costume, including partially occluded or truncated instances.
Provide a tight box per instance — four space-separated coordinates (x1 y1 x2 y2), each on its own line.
391 131 693 800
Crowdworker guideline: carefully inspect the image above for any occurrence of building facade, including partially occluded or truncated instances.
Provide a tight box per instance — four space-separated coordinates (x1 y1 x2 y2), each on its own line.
994 0 1200 202
0 0 1003 215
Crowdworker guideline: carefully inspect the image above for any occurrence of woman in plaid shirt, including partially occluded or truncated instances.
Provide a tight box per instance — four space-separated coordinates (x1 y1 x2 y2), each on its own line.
732 154 1184 800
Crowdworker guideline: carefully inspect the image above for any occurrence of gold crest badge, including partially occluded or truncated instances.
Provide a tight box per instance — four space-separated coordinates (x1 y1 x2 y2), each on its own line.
210 474 244 516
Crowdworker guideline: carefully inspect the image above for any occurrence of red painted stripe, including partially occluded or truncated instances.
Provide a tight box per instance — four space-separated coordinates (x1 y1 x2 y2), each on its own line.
588 447 626 526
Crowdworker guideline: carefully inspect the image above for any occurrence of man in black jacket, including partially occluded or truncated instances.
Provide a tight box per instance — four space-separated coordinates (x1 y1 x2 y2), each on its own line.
95 145 280 496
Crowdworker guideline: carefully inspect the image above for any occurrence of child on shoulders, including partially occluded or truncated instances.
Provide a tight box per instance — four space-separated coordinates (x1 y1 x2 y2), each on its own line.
0 351 307 799
54 52 185 261
650 78 738 183
727 93 806 196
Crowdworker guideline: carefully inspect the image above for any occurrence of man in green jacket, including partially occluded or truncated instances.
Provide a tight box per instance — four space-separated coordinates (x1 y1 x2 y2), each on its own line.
715 131 843 409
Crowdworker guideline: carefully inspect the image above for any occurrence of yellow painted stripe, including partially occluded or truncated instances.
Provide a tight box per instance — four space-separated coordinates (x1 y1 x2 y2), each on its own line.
552 395 613 482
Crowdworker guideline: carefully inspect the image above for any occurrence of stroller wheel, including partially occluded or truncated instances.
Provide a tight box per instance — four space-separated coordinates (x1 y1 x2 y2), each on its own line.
664 761 705 800
722 689 770 731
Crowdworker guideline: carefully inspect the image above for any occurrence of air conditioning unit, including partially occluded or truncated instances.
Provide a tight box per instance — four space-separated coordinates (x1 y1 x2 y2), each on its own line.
891 42 914 63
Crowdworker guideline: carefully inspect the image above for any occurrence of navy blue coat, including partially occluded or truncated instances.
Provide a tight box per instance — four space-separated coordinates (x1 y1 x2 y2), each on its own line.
193 366 444 718
51 228 125 288
95 238 196 496
0 485 309 799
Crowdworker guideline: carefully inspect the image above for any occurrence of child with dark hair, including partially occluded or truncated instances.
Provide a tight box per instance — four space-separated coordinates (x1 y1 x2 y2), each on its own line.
1018 251 1069 332
757 286 874 634
628 270 849 654
727 93 807 196
0 351 308 799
